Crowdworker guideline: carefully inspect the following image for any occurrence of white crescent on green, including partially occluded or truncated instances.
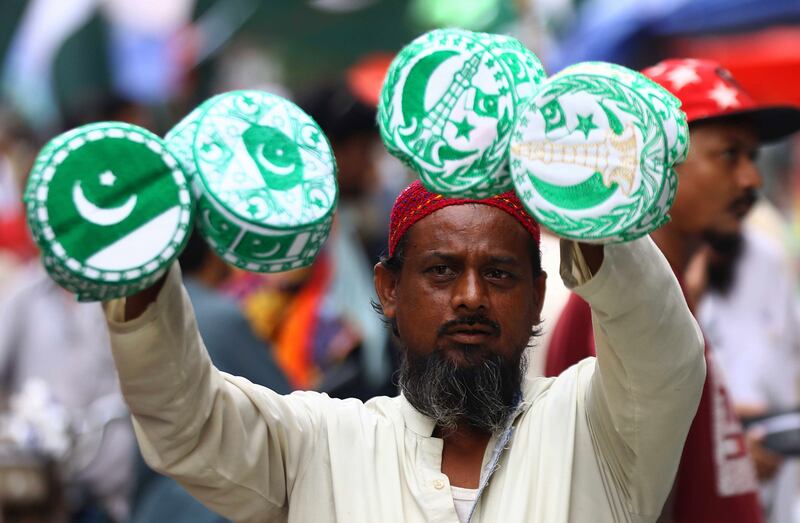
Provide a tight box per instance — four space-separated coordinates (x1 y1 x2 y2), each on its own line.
166 90 338 272
509 67 676 243
378 28 545 199
25 122 194 301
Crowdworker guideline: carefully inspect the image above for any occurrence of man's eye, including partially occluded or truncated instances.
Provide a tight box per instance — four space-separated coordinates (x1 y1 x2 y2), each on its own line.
486 268 512 280
720 147 739 162
427 265 453 276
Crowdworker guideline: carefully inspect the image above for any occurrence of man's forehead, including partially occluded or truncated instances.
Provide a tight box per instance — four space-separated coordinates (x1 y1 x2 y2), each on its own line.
403 205 531 253
691 118 759 145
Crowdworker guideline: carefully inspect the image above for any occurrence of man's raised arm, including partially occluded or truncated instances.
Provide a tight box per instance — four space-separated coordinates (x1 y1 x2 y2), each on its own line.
104 264 324 522
566 237 706 517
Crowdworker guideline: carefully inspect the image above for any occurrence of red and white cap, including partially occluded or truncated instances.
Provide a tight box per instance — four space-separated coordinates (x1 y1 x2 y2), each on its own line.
642 58 800 143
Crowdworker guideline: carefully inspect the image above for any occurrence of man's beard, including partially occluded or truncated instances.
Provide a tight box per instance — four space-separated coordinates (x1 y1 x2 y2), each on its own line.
398 343 528 435
701 230 744 295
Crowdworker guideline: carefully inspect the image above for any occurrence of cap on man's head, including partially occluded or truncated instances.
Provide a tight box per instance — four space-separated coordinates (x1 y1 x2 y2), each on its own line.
388 180 540 256
641 58 800 143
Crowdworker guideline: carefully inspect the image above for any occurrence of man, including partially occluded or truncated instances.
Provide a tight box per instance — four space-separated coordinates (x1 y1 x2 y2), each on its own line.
695 215 800 523
0 261 135 521
545 58 800 522
104 178 704 522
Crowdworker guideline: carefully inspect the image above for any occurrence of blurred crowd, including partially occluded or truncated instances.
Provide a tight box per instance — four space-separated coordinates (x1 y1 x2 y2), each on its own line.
0 0 800 522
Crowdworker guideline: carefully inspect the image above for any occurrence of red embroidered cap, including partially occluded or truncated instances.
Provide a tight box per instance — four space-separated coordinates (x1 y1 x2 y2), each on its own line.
641 58 800 143
388 180 540 256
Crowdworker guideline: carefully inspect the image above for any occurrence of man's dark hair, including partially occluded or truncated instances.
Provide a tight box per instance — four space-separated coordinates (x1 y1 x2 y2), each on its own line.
297 82 377 144
177 228 211 275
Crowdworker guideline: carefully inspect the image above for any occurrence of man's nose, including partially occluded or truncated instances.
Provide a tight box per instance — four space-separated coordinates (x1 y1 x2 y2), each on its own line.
738 156 762 190
451 269 488 312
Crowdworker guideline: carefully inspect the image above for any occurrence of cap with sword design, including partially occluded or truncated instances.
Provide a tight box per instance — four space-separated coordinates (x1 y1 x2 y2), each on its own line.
509 62 688 243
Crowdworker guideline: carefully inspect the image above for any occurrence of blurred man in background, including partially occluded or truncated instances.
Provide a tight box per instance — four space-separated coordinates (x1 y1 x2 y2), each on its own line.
544 58 800 523
692 207 800 523
0 99 137 523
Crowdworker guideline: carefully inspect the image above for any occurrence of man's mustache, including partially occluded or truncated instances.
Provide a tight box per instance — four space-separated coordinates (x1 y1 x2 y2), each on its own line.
729 189 757 214
437 315 500 337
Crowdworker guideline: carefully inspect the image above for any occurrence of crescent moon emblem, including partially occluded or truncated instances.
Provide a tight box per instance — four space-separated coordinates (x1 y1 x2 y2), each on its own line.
249 241 282 259
256 144 296 176
72 181 137 226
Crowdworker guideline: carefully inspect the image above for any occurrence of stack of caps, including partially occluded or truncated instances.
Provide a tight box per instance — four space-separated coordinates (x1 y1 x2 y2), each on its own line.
24 123 194 301
166 90 338 273
509 61 689 243
378 28 546 198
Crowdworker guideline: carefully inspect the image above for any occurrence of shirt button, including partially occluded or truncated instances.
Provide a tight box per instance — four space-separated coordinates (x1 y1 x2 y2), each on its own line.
433 479 445 490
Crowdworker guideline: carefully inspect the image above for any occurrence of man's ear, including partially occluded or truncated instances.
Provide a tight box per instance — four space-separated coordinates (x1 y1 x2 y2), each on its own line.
533 271 547 325
374 262 398 320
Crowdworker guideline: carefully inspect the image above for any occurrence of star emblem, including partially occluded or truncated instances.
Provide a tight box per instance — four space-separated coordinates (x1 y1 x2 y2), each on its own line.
644 63 668 77
453 116 475 140
247 202 262 217
666 65 700 90
709 81 739 109
574 113 598 139
99 170 116 186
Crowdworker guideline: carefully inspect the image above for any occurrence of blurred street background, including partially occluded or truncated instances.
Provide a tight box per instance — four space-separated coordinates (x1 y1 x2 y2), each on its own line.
0 0 799 521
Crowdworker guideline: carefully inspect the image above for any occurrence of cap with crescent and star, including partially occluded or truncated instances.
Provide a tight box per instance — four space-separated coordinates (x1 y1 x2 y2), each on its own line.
25 122 194 302
165 90 338 273
642 58 800 143
378 28 546 199
508 61 686 243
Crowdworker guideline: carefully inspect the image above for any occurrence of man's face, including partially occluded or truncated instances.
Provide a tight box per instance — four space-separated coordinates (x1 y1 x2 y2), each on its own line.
374 205 545 431
670 120 761 237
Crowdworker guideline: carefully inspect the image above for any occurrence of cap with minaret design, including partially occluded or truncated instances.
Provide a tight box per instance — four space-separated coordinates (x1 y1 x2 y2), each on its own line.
378 28 546 199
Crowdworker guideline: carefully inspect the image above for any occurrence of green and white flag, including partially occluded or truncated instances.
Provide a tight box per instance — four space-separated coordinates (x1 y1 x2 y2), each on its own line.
25 122 194 301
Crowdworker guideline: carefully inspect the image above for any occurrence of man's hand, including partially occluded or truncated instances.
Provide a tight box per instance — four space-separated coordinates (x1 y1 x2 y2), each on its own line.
746 426 783 481
124 275 167 321
738 405 784 482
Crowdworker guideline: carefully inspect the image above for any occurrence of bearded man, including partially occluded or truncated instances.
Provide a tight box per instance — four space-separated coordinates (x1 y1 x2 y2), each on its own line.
106 178 705 522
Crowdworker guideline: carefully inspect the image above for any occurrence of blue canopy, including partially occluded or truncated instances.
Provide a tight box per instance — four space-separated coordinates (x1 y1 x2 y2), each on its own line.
549 0 800 72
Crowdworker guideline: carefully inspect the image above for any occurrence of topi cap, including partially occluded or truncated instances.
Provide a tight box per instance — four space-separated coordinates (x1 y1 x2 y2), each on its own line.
641 58 800 143
388 180 540 256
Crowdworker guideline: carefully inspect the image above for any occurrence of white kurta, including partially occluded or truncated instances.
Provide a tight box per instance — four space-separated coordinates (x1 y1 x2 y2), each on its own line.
103 237 705 522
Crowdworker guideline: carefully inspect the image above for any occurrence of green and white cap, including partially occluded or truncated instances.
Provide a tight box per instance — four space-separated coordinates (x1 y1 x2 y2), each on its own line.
553 62 686 238
378 28 546 199
559 62 689 165
509 63 685 243
25 122 194 301
166 90 338 273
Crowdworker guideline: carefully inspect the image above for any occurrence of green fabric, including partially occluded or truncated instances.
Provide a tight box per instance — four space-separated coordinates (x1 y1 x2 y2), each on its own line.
47 137 179 263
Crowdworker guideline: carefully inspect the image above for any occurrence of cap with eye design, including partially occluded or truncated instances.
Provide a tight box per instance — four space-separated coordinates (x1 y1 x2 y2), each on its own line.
166 90 338 273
